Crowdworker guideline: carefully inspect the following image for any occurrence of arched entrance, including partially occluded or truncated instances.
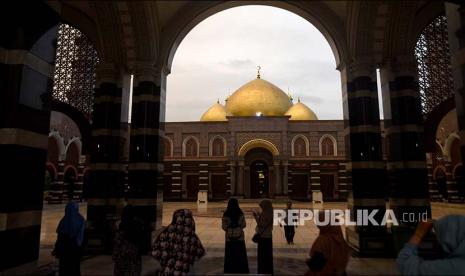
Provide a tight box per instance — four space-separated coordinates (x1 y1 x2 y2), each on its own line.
250 160 270 198
244 147 274 199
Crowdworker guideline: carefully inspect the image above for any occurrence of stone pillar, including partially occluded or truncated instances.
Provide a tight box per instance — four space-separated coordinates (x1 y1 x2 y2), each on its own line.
445 161 457 201
127 65 166 252
0 2 59 272
171 164 182 200
283 162 289 195
237 161 245 197
199 163 209 195
86 64 127 253
380 57 431 225
229 162 236 195
74 156 86 201
274 160 282 196
341 60 387 256
426 153 439 201
337 162 348 200
446 2 465 163
310 162 321 193
48 160 65 204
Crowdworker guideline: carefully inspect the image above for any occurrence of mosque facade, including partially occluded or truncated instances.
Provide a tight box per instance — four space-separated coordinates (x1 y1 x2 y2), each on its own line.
162 73 348 201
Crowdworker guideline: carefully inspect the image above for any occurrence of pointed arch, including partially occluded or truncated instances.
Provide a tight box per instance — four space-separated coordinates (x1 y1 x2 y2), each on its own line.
182 135 200 157
319 134 337 156
209 135 227 157
164 136 174 157
291 134 310 157
49 130 66 161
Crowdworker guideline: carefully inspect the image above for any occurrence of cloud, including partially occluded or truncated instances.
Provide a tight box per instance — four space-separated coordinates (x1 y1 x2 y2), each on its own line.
220 58 254 68
166 6 344 121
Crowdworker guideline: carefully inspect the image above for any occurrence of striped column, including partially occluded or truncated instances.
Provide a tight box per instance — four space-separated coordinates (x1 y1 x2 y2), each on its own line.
338 162 348 200
0 2 59 272
48 161 65 204
287 167 293 195
380 57 430 228
128 67 165 252
199 163 209 199
283 162 289 196
74 157 86 201
446 2 465 166
86 65 127 253
171 164 182 199
310 163 321 193
342 60 387 256
426 154 439 201
226 163 233 196
445 162 459 202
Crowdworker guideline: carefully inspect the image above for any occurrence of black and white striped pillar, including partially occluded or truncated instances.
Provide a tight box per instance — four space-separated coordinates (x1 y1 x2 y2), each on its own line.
0 2 59 272
380 57 431 226
341 60 387 256
127 65 165 252
86 64 127 252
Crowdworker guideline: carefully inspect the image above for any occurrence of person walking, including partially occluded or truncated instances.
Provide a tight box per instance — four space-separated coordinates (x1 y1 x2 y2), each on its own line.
253 199 274 274
152 209 205 275
281 201 297 244
222 198 249 273
112 205 145 276
53 201 86 276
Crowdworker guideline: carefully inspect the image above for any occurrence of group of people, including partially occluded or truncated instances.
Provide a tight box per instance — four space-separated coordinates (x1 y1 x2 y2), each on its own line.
53 200 465 276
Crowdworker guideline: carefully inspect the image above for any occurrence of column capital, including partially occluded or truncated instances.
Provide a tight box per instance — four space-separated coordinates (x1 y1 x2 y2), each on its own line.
132 61 160 85
348 57 376 77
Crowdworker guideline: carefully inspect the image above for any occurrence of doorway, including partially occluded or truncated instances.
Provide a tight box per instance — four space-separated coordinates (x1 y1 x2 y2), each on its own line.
186 174 199 200
320 173 335 201
250 161 269 198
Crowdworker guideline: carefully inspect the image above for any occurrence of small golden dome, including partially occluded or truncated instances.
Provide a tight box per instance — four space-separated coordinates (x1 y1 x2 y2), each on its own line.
226 78 292 116
200 101 228 121
285 99 318 120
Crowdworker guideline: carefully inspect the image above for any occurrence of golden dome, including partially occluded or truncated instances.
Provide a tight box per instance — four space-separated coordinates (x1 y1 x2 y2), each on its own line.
200 101 228 121
225 78 292 116
285 99 318 120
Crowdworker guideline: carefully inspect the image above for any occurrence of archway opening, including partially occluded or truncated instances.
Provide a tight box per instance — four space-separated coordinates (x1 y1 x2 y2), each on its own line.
250 161 270 199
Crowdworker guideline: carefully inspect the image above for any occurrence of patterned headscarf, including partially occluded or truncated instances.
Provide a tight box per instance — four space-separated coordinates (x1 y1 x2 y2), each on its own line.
152 209 205 275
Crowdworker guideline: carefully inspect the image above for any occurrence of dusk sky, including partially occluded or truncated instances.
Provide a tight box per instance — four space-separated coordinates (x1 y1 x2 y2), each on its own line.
165 6 343 122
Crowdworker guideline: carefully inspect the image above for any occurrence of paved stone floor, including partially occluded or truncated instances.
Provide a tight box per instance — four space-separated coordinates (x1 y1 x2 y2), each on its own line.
38 201 465 275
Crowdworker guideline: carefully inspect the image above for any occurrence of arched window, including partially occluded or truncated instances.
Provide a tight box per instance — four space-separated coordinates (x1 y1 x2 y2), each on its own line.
293 137 307 157
183 137 199 157
211 137 225 156
320 136 336 156
164 137 173 157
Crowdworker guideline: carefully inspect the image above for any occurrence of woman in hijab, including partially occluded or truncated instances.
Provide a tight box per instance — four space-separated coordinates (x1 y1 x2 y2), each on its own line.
152 209 205 275
222 198 249 273
397 215 465 275
253 199 274 274
53 201 85 276
305 211 349 276
113 205 145 276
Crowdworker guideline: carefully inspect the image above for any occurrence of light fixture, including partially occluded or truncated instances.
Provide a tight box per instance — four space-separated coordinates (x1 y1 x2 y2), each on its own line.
256 111 262 117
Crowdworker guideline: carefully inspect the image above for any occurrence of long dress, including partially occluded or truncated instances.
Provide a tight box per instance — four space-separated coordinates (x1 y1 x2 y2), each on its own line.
222 215 250 273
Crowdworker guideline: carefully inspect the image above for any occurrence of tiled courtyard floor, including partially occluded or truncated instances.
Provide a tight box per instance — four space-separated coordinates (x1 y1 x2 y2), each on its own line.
39 201 465 275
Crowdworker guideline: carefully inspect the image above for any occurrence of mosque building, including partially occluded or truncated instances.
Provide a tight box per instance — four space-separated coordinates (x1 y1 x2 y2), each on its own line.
162 70 347 201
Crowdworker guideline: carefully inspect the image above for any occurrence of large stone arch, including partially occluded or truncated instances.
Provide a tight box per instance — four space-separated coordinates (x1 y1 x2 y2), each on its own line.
238 139 279 157
160 1 349 72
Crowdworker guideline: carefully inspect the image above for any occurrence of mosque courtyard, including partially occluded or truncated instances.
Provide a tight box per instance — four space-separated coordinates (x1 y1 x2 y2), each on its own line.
38 201 465 275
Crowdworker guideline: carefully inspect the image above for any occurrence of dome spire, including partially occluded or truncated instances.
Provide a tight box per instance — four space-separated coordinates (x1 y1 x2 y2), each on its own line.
256 65 261 79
